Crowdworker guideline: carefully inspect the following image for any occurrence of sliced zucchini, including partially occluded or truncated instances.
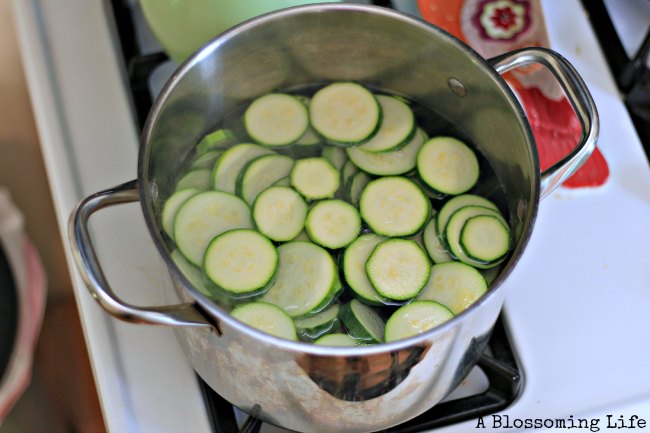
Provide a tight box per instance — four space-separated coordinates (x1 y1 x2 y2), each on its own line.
341 160 360 190
340 299 385 343
290 157 340 200
417 136 480 195
357 95 415 153
260 241 339 318
170 249 213 299
342 233 390 306
244 93 309 147
231 302 298 341
162 188 200 240
253 186 308 242
416 261 487 314
236 154 294 205
174 191 253 266
291 230 311 242
346 127 426 176
384 301 454 342
305 199 361 249
321 145 348 171
196 128 235 154
359 176 430 237
212 143 275 193
189 149 223 170
294 303 340 340
176 168 211 191
314 333 358 346
348 171 372 207
422 216 453 264
295 126 321 146
366 238 430 301
310 82 381 146
445 205 508 269
273 176 291 187
436 194 499 239
460 214 511 263
203 229 277 298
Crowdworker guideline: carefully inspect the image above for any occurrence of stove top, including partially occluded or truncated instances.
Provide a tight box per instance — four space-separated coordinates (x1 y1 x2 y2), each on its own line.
12 0 650 432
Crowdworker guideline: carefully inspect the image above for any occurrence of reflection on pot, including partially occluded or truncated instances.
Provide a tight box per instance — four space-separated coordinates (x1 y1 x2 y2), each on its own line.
297 344 430 401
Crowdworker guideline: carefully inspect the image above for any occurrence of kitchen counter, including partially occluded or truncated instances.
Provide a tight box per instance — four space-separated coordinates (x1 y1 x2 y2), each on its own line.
12 0 650 431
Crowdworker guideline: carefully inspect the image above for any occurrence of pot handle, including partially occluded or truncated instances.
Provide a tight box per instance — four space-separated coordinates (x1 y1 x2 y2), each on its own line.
488 47 599 199
68 179 213 329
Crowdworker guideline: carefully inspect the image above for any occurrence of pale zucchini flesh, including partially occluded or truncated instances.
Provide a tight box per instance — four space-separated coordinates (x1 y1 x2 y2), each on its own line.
357 95 415 153
314 333 358 346
416 261 487 314
310 82 381 146
162 188 200 240
294 303 340 340
346 128 426 176
212 143 275 193
253 186 307 242
342 233 389 306
366 239 430 301
203 229 277 297
176 169 211 191
231 302 298 341
173 191 253 266
260 241 338 318
244 93 309 147
384 301 454 342
290 157 340 200
340 299 385 343
417 136 479 195
437 194 499 239
422 216 453 264
236 154 294 205
305 199 361 249
460 214 511 263
359 176 430 237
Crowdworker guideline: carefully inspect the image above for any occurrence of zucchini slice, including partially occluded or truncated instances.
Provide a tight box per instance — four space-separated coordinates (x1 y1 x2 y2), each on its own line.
244 93 309 147
346 127 426 176
162 188 200 240
460 214 511 263
417 136 480 195
305 199 361 249
294 303 340 340
321 145 348 171
170 249 213 299
236 154 294 205
212 143 275 193
347 171 372 207
314 333 358 347
384 301 454 342
260 241 339 318
436 194 499 239
203 229 277 298
359 176 430 237
416 261 487 314
174 191 253 266
231 302 298 341
176 168 211 191
189 149 223 170
310 82 381 146
196 128 235 154
366 238 430 301
422 215 453 264
445 205 509 269
340 299 385 343
357 95 415 153
342 233 389 306
290 157 340 200
253 186 308 242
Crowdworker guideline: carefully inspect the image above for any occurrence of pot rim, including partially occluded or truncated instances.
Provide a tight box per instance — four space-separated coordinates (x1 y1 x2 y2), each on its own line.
138 3 540 356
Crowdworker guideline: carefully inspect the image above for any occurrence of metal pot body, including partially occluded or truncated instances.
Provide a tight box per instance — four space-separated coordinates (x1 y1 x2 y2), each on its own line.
69 4 598 433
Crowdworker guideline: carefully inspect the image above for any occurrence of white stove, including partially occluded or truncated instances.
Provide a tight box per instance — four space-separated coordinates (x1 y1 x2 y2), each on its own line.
12 0 650 432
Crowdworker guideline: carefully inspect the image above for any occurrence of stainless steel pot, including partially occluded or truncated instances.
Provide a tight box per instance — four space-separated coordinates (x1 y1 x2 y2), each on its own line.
69 4 597 432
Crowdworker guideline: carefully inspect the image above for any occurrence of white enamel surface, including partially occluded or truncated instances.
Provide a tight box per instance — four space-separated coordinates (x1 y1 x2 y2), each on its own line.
13 0 650 432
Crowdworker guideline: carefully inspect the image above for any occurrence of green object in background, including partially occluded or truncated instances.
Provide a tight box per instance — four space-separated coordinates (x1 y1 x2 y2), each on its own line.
140 0 343 63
